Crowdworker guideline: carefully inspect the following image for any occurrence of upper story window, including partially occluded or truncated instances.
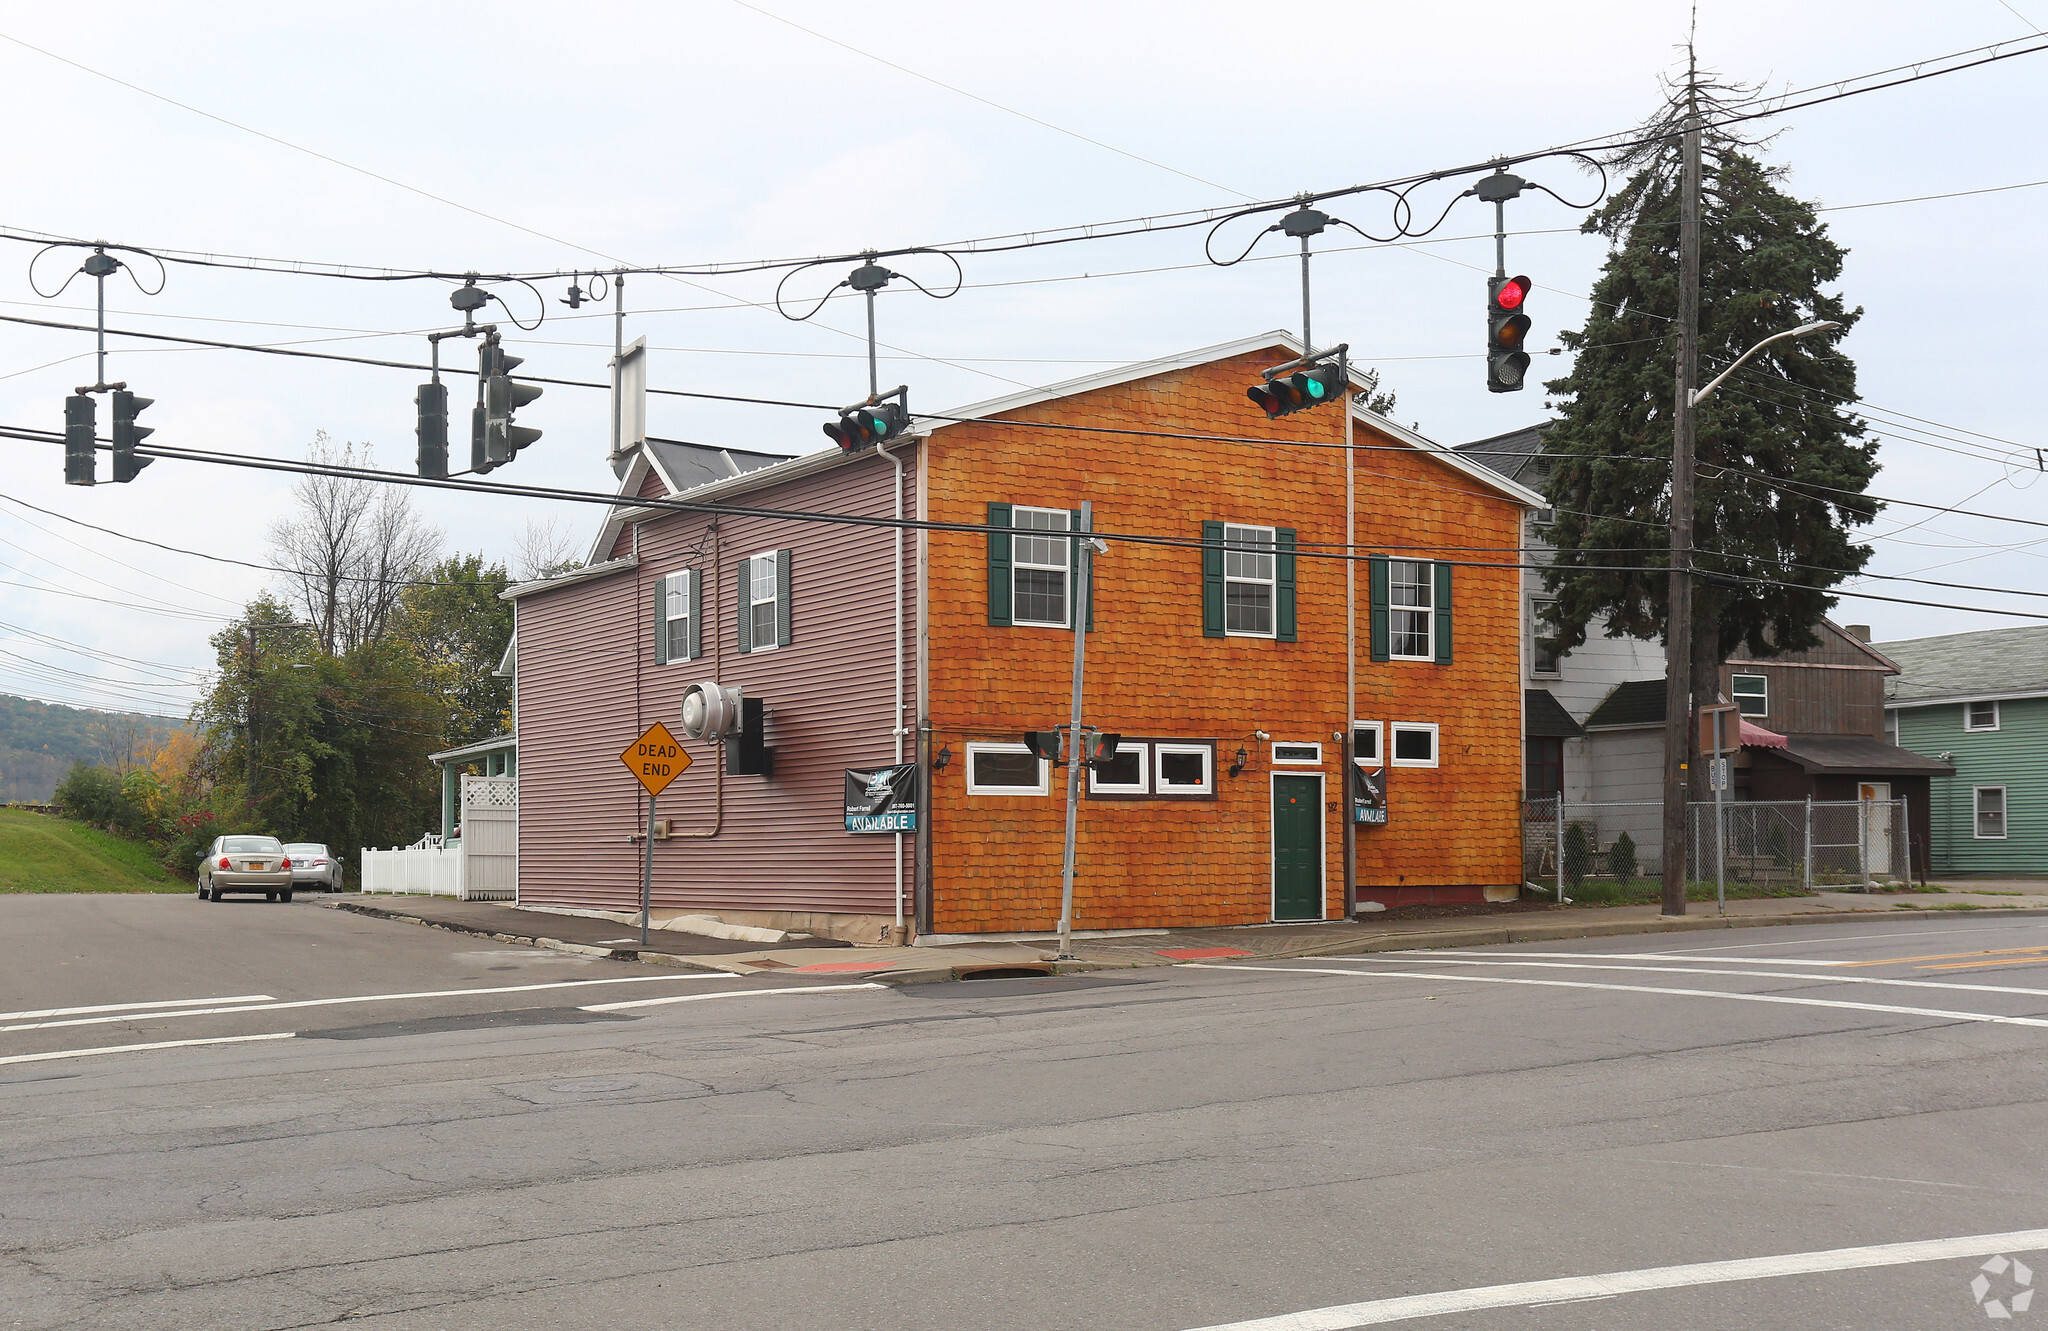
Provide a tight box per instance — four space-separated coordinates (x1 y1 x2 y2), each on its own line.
1012 507 1071 627
1731 673 1769 717
1224 524 1277 637
986 503 1091 632
1530 598 1562 677
1370 557 1452 665
1389 560 1434 659
1352 721 1383 768
736 550 791 654
652 568 700 664
1966 700 2000 731
1202 521 1296 642
1390 722 1439 768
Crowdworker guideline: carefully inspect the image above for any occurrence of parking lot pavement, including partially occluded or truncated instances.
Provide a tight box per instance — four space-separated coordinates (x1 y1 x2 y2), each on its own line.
0 894 874 1063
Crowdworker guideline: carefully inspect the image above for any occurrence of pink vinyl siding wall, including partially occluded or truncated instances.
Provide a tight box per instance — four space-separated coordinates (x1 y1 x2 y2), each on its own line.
515 448 913 917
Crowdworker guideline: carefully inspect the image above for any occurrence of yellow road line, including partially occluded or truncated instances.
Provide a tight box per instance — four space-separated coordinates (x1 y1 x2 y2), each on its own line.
1837 945 2048 968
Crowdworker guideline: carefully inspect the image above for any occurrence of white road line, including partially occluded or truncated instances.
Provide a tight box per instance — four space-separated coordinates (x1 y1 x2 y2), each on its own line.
1661 924 2048 953
0 994 276 1022
0 1033 296 1068
1175 1227 2048 1330
0 974 729 1034
582 982 887 1012
1330 956 2048 999
1182 965 2048 1031
1413 950 1852 966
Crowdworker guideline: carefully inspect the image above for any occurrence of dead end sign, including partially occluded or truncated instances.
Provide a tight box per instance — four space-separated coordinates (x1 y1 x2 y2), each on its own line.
621 722 691 797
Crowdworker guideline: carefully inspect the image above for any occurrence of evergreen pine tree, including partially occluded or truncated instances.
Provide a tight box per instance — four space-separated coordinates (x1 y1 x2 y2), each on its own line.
1540 74 1880 788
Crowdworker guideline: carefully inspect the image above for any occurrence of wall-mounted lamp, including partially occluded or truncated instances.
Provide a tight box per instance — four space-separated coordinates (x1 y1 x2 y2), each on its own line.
933 743 952 772
1229 746 1248 778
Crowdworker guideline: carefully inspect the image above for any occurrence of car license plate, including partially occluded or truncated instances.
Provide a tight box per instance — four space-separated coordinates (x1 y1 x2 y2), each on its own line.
244 862 265 871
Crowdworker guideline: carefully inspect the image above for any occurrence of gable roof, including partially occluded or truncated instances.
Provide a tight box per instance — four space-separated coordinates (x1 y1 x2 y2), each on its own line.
926 331 1547 509
581 332 1547 567
1877 625 2048 706
1453 422 1553 485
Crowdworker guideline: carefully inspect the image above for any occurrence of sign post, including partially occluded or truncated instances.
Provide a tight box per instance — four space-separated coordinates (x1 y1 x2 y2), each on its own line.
619 722 690 947
1698 703 1739 916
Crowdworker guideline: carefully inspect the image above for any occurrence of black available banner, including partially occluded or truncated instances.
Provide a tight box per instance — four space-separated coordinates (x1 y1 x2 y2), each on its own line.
845 764 918 833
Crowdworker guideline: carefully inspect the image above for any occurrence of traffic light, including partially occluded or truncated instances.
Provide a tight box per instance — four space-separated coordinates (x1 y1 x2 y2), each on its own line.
1248 360 1345 418
110 390 153 483
416 382 448 479
479 338 542 469
1487 274 1533 393
63 394 96 486
1082 732 1123 770
823 402 908 452
1024 730 1065 765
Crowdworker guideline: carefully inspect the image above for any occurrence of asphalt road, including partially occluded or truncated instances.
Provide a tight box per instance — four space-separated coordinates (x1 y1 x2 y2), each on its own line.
4 897 2048 1330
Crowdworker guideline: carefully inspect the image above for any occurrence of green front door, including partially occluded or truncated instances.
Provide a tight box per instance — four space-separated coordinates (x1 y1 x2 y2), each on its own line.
1272 775 1323 921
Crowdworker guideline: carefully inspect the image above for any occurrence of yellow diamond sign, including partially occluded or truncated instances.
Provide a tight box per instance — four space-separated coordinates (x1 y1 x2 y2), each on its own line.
621 722 691 797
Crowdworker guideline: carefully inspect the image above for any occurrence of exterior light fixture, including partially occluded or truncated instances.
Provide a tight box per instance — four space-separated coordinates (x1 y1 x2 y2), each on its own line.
933 743 952 771
1229 746 1248 778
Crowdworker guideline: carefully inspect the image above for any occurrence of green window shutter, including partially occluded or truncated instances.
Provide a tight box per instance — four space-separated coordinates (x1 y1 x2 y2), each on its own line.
1069 508 1093 632
1201 520 1225 638
1275 527 1297 643
686 569 702 660
1369 555 1390 662
987 503 1013 627
1433 561 1454 664
735 558 752 654
652 574 670 665
775 549 793 647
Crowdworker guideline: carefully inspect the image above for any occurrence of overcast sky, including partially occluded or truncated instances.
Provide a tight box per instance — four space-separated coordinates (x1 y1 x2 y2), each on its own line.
0 0 2042 720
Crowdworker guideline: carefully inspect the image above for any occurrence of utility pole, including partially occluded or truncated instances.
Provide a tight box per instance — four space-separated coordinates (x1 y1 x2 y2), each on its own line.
1055 502 1099 961
245 626 260 804
1660 88 1703 918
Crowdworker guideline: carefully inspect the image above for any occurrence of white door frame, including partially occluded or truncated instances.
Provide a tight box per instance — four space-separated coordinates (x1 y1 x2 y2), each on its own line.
1268 770 1328 922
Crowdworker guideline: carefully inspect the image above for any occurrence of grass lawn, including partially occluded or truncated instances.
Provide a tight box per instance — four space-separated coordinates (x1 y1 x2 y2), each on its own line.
1528 876 1817 906
0 809 184 893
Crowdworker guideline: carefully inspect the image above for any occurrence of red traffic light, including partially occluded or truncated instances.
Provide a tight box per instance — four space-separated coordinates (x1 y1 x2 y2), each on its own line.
1492 275 1531 311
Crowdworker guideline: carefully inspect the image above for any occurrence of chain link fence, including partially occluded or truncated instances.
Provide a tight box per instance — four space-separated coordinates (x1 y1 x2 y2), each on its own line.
1522 796 1912 903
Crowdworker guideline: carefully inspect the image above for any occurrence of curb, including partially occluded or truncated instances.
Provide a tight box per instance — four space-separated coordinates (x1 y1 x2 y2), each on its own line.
326 899 727 971
1194 904 2048 964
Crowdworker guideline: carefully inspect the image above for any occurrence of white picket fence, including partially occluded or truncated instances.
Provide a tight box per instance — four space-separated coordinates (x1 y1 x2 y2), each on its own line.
360 775 516 901
360 843 465 897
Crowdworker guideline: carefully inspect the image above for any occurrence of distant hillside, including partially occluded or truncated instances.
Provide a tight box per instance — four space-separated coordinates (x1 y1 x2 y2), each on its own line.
0 694 187 803
0 808 182 892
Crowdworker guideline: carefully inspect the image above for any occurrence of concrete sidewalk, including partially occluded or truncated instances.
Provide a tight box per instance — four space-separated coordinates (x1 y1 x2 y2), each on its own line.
326 884 2048 983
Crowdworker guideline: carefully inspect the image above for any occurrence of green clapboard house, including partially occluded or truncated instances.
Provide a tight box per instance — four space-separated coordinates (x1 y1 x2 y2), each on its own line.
1880 625 2048 875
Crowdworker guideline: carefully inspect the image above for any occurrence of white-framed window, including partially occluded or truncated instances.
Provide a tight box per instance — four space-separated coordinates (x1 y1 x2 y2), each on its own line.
966 742 1049 796
1154 743 1214 795
746 552 779 652
1088 741 1150 795
1975 786 2007 839
1530 598 1562 677
1965 700 2000 731
1352 721 1383 768
1224 524 1277 637
1012 507 1071 627
663 569 693 661
1731 673 1769 717
1271 742 1322 765
1389 559 1433 659
1390 722 1439 768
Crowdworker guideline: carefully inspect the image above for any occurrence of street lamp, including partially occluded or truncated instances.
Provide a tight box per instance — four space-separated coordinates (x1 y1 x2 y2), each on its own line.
1688 320 1842 407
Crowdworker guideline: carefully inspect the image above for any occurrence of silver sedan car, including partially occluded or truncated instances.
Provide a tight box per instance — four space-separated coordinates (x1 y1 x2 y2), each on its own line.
197 835 296 902
283 843 344 892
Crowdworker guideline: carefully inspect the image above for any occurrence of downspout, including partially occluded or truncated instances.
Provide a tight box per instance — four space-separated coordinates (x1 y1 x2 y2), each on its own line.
877 436 908 944
1342 398 1357 917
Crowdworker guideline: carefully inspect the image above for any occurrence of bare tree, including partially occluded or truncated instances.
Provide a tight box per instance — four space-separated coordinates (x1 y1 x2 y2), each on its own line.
511 516 582 582
269 434 443 654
